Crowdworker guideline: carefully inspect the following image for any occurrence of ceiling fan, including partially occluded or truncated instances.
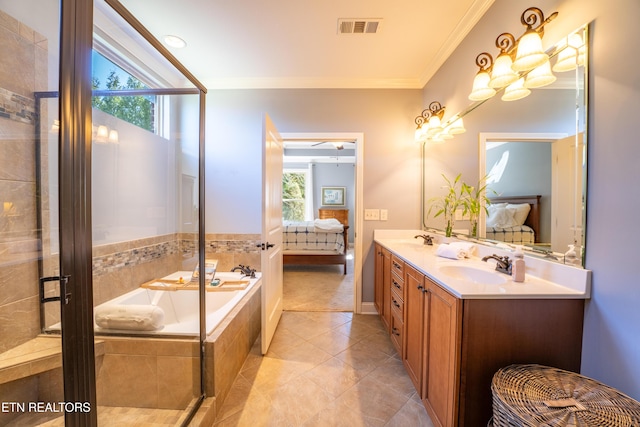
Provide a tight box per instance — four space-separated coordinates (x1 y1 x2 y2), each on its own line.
311 141 355 150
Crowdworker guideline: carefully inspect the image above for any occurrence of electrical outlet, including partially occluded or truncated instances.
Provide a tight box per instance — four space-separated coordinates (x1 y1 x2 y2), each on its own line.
380 209 388 221
364 209 380 220
455 209 463 221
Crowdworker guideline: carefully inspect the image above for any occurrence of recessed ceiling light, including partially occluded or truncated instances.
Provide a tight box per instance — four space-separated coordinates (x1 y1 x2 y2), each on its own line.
163 35 186 49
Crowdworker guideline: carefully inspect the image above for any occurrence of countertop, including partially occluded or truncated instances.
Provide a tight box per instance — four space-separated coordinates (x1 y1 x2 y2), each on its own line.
375 231 591 300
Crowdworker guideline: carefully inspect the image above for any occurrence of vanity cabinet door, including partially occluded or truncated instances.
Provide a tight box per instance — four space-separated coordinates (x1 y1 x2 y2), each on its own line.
403 264 426 393
374 244 392 331
422 278 462 427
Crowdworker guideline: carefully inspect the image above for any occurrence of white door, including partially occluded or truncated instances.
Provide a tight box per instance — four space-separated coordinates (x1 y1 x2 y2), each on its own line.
552 134 583 250
261 114 284 354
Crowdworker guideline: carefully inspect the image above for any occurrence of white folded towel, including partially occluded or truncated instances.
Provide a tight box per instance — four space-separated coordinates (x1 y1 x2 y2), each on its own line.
436 243 472 260
95 304 165 331
314 218 344 233
449 241 475 256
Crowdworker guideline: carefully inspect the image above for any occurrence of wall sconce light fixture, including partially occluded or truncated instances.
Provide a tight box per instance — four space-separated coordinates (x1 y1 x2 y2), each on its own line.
414 101 465 143
468 7 559 102
469 53 497 101
552 32 585 72
93 124 119 144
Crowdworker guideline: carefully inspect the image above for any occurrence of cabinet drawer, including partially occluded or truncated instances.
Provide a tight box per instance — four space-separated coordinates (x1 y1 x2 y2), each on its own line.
390 273 404 298
391 255 405 276
391 287 404 318
390 309 404 354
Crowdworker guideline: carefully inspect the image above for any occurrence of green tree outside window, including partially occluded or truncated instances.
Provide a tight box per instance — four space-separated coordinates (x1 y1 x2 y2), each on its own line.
282 172 306 221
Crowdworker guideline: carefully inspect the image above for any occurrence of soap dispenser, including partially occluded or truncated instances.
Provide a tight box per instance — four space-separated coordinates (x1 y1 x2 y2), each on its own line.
512 245 525 283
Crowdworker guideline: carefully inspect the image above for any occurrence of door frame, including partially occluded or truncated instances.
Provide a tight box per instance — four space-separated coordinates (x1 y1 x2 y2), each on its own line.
281 132 364 314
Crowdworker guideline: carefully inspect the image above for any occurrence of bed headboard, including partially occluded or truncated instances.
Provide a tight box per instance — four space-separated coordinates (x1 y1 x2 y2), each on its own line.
489 195 541 243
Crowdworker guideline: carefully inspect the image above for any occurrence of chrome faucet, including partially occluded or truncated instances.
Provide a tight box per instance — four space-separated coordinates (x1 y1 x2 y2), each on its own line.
481 254 512 275
231 265 256 278
414 234 433 246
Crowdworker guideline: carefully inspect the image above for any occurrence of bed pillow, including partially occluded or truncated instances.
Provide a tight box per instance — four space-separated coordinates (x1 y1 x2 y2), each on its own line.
486 205 518 228
506 203 531 226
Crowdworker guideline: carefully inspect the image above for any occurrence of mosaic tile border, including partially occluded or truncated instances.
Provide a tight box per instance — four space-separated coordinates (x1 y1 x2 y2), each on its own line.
0 87 36 125
92 234 260 276
92 240 179 277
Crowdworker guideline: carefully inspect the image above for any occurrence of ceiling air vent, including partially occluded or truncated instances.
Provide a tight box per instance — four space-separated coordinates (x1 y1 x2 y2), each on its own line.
338 18 382 34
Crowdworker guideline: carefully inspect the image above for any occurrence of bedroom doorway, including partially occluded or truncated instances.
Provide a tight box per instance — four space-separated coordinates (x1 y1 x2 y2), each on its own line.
280 132 364 313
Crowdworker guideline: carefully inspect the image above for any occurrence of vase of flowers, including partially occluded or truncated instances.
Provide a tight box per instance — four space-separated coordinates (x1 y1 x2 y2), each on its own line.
428 173 465 237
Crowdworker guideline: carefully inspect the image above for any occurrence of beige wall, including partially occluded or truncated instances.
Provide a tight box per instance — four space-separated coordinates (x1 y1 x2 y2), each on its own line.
0 10 48 354
421 0 640 400
206 89 423 300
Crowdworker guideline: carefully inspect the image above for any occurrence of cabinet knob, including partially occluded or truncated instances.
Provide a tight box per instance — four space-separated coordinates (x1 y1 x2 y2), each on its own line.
392 327 400 336
417 285 424 291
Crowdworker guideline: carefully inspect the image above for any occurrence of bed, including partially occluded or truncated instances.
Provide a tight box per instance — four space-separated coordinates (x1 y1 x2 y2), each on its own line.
486 195 541 245
282 209 349 274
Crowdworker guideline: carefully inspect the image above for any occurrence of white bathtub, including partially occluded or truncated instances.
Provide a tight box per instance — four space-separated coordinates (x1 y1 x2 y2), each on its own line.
93 271 260 336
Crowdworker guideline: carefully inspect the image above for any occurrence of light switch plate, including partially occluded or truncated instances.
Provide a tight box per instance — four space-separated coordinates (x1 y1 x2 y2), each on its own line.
364 209 380 220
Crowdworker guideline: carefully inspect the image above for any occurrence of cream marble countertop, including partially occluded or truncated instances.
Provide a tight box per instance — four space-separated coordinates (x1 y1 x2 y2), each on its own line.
375 230 591 300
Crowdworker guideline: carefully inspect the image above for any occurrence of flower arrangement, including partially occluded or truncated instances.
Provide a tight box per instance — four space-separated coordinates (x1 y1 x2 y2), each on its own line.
427 173 465 237
461 175 494 238
428 174 494 238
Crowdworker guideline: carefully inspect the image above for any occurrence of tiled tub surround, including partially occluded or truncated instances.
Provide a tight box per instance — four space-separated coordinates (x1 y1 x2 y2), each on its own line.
0 277 261 422
96 277 261 416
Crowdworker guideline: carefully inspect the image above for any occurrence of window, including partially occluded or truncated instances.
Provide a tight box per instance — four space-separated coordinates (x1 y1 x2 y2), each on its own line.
91 51 156 133
282 169 311 221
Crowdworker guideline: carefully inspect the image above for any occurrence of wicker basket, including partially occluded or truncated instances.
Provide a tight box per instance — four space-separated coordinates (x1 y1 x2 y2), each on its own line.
491 364 640 427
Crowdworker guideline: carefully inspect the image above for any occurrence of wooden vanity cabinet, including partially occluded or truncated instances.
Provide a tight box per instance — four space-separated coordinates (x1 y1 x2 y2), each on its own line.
374 244 391 331
403 264 426 392
374 246 585 427
402 264 461 427
389 254 405 354
422 278 462 427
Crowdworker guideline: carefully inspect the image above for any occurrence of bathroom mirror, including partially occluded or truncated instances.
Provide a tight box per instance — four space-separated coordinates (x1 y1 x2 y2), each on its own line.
423 25 588 267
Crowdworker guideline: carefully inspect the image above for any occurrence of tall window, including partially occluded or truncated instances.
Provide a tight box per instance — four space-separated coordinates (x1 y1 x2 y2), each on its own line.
282 169 310 221
91 51 156 133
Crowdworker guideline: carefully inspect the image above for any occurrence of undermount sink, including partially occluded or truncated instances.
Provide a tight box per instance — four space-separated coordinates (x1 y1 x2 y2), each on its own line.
438 265 508 285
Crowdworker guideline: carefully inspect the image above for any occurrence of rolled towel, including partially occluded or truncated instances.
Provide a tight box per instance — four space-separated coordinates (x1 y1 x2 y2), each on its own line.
95 304 165 331
449 241 475 256
436 243 467 260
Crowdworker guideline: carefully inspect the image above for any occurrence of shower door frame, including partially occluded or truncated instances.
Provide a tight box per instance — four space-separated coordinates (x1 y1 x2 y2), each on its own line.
57 0 208 424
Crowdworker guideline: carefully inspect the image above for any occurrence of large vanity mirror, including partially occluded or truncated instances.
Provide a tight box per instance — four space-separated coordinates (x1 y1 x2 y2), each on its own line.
422 25 588 267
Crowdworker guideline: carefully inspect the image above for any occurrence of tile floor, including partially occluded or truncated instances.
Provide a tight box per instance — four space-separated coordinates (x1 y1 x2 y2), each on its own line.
283 250 354 312
213 311 434 426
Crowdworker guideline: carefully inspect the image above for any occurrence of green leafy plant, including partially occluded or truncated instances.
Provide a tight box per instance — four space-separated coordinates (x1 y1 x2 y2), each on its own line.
428 173 465 237
461 175 495 238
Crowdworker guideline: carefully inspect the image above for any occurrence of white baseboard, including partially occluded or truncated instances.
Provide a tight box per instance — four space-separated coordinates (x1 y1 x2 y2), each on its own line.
359 302 379 315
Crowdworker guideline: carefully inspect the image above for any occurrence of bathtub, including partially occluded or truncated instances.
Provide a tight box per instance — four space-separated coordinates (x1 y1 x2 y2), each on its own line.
93 271 260 336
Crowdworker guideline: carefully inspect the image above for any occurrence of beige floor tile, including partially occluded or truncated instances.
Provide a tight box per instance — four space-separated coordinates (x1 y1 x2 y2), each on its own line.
385 397 435 427
303 356 368 398
266 374 335 425
333 375 413 426
306 329 360 356
366 356 419 400
301 399 368 427
334 340 395 374
332 319 382 342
